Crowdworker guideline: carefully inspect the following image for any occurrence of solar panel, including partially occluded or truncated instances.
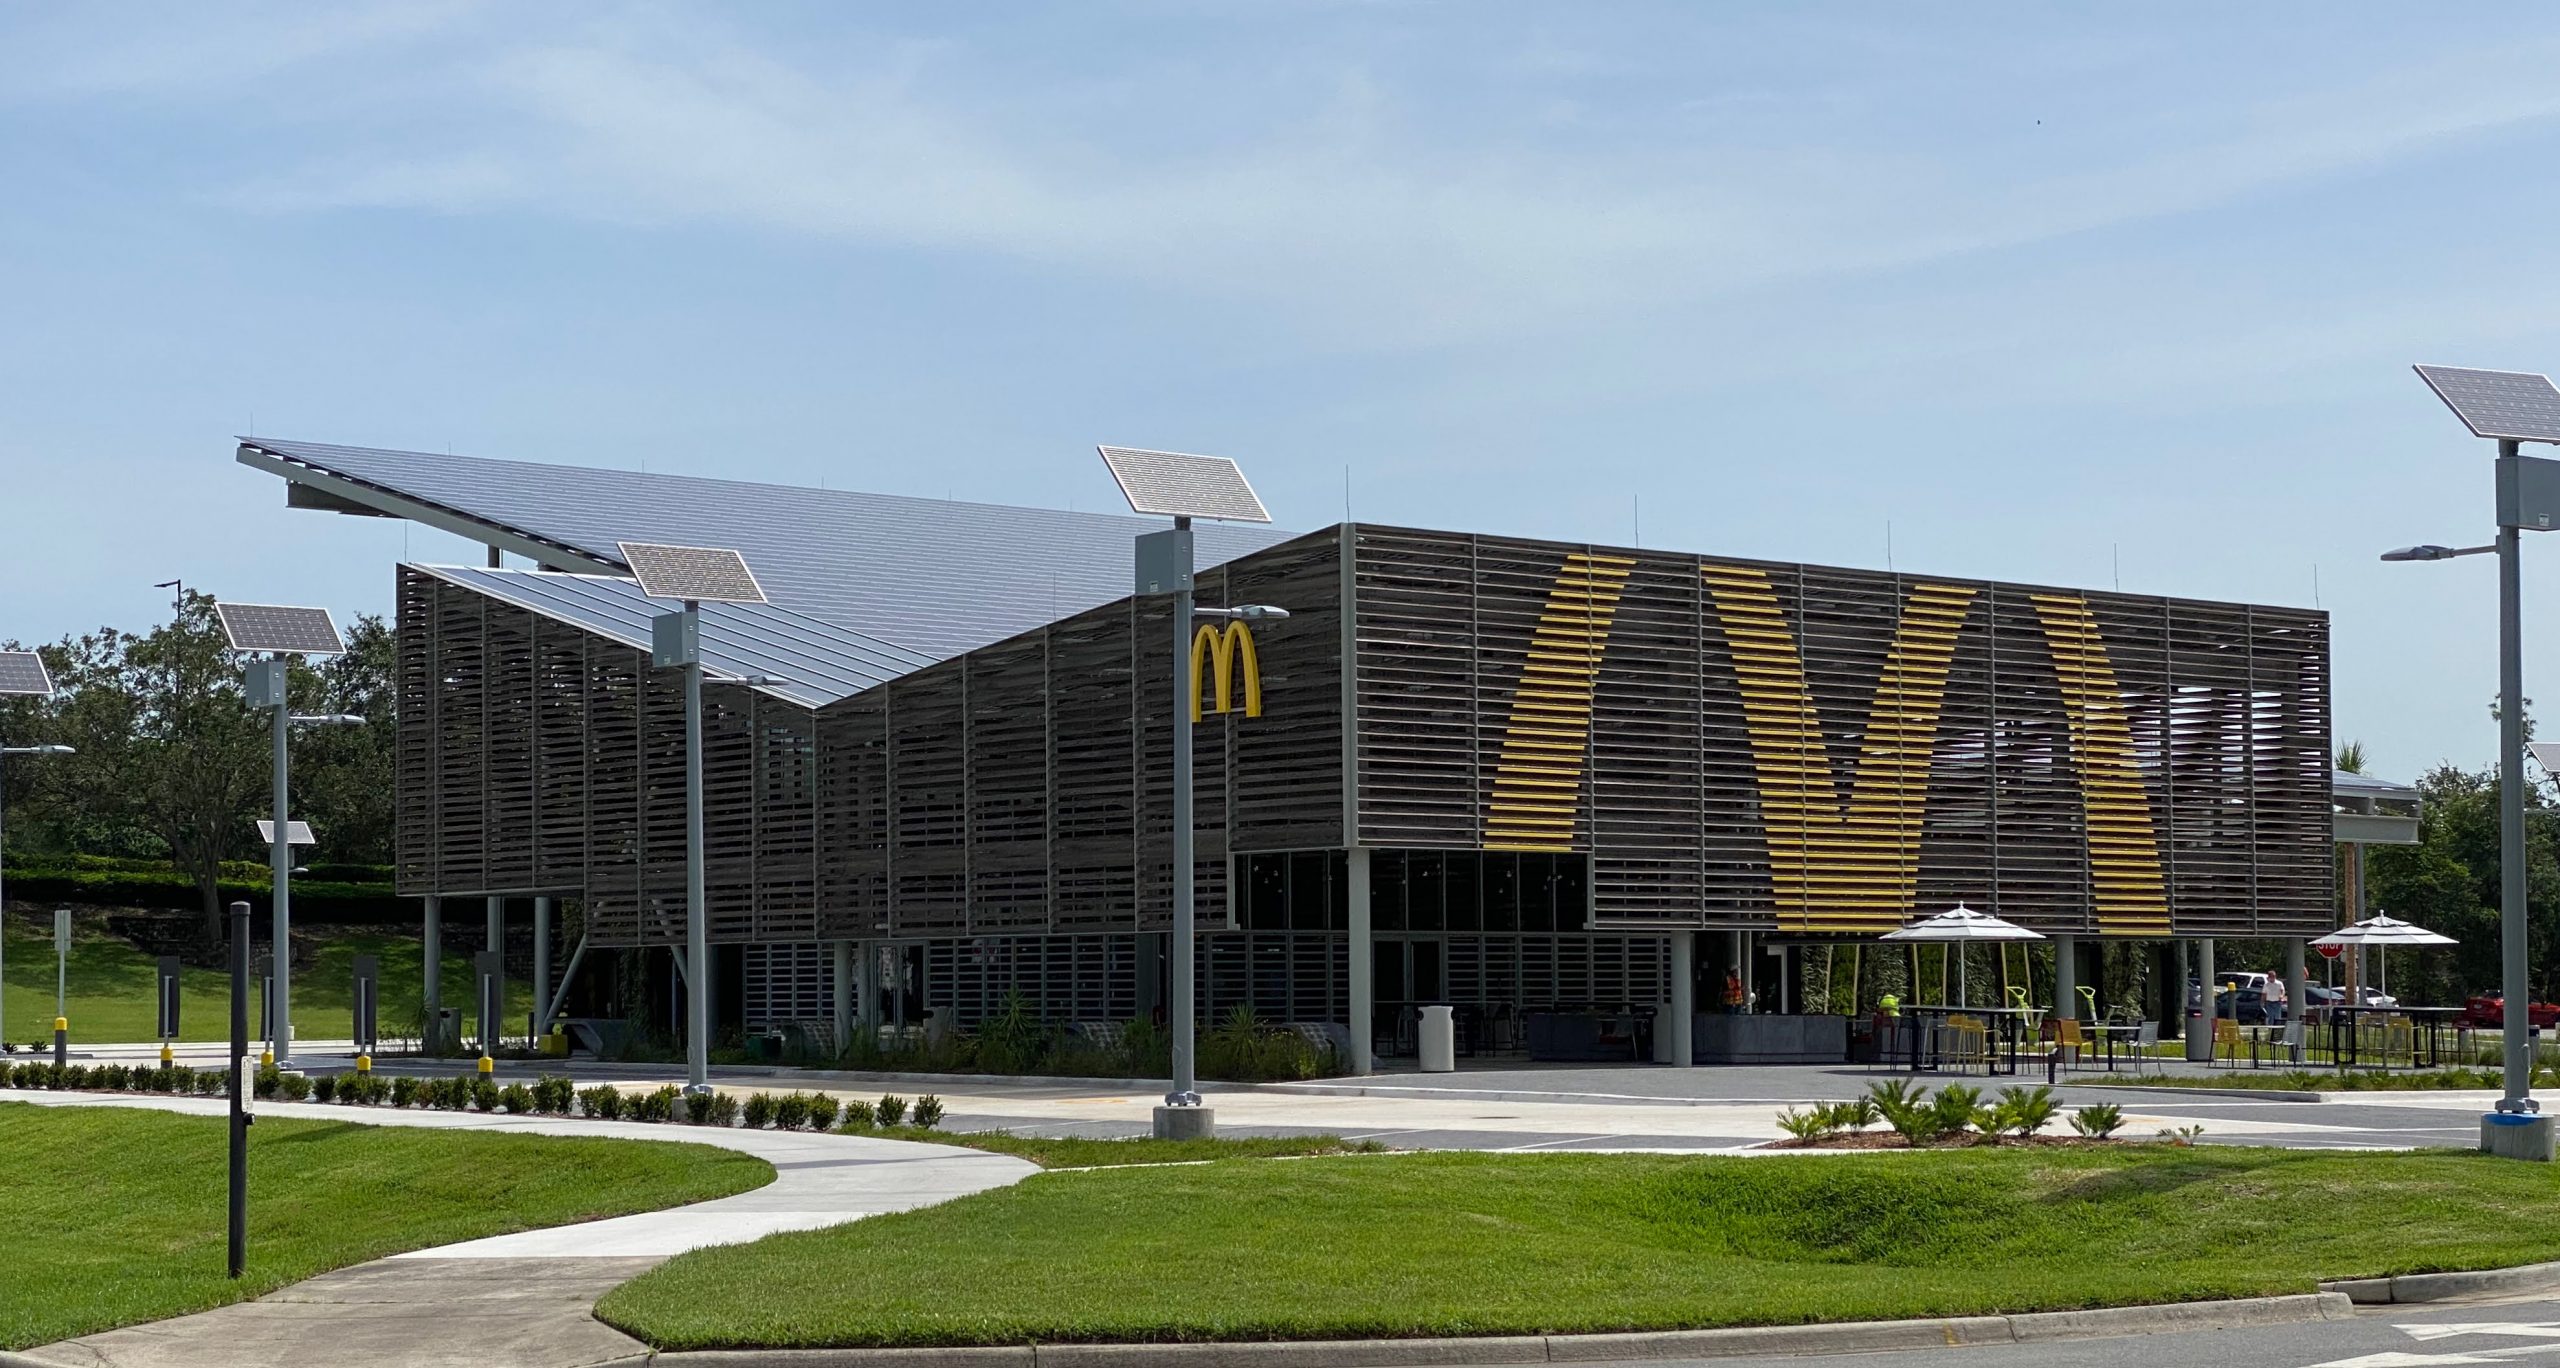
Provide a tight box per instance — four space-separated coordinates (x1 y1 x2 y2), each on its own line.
2414 365 2560 444
216 603 345 655
1097 446 1271 523
616 542 769 604
0 651 52 697
257 820 317 846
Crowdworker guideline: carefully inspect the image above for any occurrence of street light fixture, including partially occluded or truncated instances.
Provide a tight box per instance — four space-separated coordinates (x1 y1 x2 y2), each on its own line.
0 650 71 1050
2379 544 2495 562
214 602 350 1070
1097 445 1275 1140
621 541 770 1100
2400 362 2560 1156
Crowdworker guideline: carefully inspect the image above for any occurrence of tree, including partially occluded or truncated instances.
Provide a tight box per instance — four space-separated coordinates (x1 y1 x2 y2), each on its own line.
2337 740 2367 775
290 614 396 866
45 594 271 940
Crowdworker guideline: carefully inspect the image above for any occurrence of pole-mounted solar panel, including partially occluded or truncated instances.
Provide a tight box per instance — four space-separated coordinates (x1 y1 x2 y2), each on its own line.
215 603 346 655
616 542 769 604
1098 446 1272 523
0 650 53 697
256 820 317 846
2414 365 2560 444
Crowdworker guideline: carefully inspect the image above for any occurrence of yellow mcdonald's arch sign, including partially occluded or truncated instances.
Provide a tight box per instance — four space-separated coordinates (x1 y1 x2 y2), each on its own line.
1481 552 2172 936
1190 620 1262 720
1700 564 2170 936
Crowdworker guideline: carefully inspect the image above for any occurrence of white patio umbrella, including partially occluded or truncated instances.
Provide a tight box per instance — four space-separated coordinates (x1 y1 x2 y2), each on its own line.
1881 904 2045 1006
2311 912 2456 1002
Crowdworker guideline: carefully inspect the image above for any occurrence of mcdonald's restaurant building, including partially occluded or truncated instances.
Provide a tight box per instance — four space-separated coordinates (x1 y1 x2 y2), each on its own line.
251 439 2334 1073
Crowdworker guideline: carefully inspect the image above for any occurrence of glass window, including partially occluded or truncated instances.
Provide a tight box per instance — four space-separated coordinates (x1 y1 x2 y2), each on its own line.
1373 851 1407 931
1245 854 1287 930
1289 852 1330 931
1408 852 1444 932
1483 855 1520 932
1444 853 1481 932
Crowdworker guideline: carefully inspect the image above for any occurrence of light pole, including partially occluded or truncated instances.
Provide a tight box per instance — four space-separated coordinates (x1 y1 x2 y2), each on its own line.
1096 446 1276 1141
0 648 72 1048
620 541 770 1100
213 602 354 1071
2402 363 2560 1157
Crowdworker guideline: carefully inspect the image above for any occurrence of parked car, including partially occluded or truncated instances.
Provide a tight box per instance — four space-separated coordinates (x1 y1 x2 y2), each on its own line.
2457 994 2560 1030
2214 983 2286 1025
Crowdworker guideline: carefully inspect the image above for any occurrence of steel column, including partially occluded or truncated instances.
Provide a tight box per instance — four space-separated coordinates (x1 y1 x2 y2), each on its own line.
1347 848 1373 1075
270 674 293 1067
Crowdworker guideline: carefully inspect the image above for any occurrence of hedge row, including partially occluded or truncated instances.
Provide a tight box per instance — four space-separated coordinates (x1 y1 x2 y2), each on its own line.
0 1062 945 1133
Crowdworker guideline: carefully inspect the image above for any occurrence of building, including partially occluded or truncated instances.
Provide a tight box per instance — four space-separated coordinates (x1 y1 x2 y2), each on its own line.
242 437 2337 1070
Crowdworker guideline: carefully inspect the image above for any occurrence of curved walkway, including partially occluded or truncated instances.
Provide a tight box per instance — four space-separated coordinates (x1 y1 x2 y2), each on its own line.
3 1092 1035 1368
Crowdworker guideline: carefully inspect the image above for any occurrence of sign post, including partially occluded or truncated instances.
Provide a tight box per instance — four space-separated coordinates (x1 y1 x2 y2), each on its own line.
351 953 378 1063
53 908 70 1066
228 899 252 1279
156 956 182 1065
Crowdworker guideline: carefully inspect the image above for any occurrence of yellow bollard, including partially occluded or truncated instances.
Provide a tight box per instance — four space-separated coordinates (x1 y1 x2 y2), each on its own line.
355 1053 372 1074
259 1048 274 1068
477 1053 494 1076
159 1042 174 1067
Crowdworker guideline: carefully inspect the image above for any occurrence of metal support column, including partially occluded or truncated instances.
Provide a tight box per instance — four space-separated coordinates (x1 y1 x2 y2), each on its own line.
856 941 879 1037
2499 505 2538 1114
532 896 552 1038
482 895 503 1050
2186 938 2217 1062
1668 931 1695 1066
2284 936 2307 1063
2053 935 2078 1021
831 940 854 1059
1347 848 1373 1076
422 895 441 1051
683 600 709 1097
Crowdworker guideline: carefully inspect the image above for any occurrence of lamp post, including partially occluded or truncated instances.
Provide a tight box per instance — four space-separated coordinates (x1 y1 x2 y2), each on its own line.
2400 362 2560 1157
263 710 364 1069
0 743 76 1042
1095 446 1277 1141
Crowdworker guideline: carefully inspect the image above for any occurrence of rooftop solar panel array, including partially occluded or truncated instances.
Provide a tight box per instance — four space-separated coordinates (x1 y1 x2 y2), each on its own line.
416 564 936 708
240 437 1297 662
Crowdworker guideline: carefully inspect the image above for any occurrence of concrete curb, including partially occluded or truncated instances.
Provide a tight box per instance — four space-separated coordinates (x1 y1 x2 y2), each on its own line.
2323 1258 2560 1304
643 1292 2354 1366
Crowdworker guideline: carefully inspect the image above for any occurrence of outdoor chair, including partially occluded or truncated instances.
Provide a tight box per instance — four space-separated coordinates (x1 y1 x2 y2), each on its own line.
2051 1017 2090 1072
2119 1021 2160 1074
2212 1017 2243 1066
2249 1021 2303 1068
1940 1014 1991 1073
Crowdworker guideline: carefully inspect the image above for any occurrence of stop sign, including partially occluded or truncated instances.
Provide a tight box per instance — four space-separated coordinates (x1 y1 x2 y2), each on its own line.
2316 942 2343 960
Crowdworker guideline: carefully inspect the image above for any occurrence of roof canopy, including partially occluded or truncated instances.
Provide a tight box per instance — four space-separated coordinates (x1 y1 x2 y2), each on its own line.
241 437 1298 662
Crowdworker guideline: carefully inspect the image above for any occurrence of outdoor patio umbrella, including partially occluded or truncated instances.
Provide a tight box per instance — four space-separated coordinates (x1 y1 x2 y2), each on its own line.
2311 911 2456 1001
1881 904 2045 1006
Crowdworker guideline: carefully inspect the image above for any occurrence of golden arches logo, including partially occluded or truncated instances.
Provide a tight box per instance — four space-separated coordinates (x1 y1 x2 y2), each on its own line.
1190 620 1262 720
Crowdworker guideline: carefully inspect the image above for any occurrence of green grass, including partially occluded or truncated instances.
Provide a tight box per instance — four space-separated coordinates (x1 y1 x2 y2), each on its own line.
857 1127 1387 1168
0 1102 771 1349
605 1145 2560 1350
1 920 528 1047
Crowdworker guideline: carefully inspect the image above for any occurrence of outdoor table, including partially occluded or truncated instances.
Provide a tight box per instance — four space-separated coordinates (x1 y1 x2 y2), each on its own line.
1888 1006 2031 1075
2326 1004 2464 1069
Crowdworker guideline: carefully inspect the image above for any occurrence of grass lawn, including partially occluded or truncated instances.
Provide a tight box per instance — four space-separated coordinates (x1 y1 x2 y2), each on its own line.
859 1127 1386 1168
0 1102 770 1350
1 919 529 1048
604 1145 2560 1350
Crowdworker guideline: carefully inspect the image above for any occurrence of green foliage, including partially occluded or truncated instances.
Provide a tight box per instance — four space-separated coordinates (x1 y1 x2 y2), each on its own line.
312 1074 338 1103
578 1084 623 1120
533 1074 577 1115
775 1092 813 1131
1930 1084 1985 1137
498 1082 536 1115
1776 1107 1830 1141
630 1085 681 1123
2069 1103 2125 1139
1200 1005 1338 1082
806 1094 840 1130
695 1092 741 1127
1989 1086 2059 1139
389 1075 419 1108
742 1092 779 1129
839 1098 876 1129
1839 1094 1881 1131
470 1077 502 1113
973 994 1052 1075
908 1095 941 1129
876 1094 908 1127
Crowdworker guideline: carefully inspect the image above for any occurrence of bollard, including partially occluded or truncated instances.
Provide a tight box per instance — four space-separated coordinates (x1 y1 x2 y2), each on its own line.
54 1016 68 1069
476 1053 494 1077
355 1053 372 1074
159 1042 174 1067
259 1047 274 1068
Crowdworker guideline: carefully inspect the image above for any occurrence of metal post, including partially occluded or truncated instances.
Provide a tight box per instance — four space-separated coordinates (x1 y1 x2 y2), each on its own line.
1668 931 1695 1066
532 896 552 1038
2284 936 2307 1063
1347 848 1373 1075
831 940 853 1058
1171 523 1197 1104
422 895 441 1051
684 601 710 1097
270 666 293 1067
228 898 250 1279
856 940 879 1037
1 747 9 1040
2053 935 2077 1021
482 895 502 1050
2499 499 2537 1114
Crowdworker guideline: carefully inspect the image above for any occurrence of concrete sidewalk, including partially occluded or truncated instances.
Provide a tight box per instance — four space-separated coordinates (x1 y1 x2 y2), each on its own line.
5 1093 1034 1368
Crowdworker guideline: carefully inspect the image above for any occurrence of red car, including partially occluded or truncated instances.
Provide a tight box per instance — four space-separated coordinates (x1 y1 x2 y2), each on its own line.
2459 994 2560 1029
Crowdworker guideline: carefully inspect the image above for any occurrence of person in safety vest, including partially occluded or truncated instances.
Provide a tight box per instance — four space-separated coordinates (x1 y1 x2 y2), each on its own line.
1722 969 1746 1015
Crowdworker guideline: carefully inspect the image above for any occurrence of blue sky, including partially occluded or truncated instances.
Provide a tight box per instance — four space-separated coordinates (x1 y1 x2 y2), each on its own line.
4 3 2559 776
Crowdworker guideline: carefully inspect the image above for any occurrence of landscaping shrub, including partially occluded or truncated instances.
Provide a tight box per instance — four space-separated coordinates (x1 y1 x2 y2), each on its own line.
912 1095 944 1129
450 1073 480 1109
280 1072 313 1102
973 994 1052 1075
876 1095 908 1127
742 1093 778 1130
696 1092 741 1127
499 1082 537 1115
579 1084 624 1120
313 1075 339 1103
631 1085 681 1123
2071 1103 2125 1139
471 1077 503 1113
1869 1080 1940 1144
1990 1086 2059 1139
1777 1107 1830 1142
806 1094 840 1130
839 1098 876 1130
391 1076 420 1108
358 1074 392 1105
1929 1084 1985 1138
534 1075 577 1115
197 1070 226 1096
775 1093 813 1131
